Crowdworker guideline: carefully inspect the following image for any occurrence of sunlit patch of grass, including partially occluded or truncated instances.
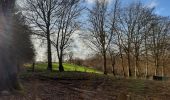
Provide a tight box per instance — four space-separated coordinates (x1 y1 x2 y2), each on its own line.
26 62 102 74
20 63 102 81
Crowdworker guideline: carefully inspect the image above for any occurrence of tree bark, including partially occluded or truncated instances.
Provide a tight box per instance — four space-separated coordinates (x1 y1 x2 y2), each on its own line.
121 58 126 77
112 62 115 76
119 46 125 77
135 56 139 78
0 0 22 91
162 60 165 77
155 67 159 76
135 64 137 78
127 52 132 77
145 39 148 78
59 51 64 72
111 55 116 76
46 28 52 71
145 60 148 79
103 52 107 75
32 62 35 72
0 52 21 91
155 60 158 76
162 66 164 77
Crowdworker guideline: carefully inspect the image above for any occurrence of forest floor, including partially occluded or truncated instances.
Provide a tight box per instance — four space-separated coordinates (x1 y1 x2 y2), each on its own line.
0 62 170 100
1 71 170 100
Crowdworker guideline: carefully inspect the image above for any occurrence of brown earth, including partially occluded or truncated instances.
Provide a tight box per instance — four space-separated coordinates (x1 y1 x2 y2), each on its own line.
1 74 170 100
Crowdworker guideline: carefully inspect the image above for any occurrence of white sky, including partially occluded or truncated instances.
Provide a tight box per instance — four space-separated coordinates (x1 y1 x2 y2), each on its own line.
86 0 113 4
32 30 92 62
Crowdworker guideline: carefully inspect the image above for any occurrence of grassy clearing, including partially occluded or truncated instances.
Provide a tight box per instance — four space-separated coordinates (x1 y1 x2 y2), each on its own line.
22 62 103 80
26 63 102 74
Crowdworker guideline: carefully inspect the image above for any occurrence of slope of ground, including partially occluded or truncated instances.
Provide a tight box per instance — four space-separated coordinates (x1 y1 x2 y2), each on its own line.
1 64 170 100
0 72 170 100
27 63 102 74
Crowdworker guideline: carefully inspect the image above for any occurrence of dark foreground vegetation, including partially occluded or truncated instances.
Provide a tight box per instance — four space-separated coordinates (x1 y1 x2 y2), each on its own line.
0 64 170 100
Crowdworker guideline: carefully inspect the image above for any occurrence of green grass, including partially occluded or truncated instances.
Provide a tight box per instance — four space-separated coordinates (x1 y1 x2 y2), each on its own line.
27 62 102 74
128 79 147 93
21 62 104 80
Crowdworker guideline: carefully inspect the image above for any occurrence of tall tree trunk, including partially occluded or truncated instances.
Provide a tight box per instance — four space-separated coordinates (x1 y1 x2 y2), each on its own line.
145 43 148 78
32 62 35 72
155 55 159 76
135 55 139 78
0 57 20 91
145 60 148 79
155 59 159 76
103 52 107 75
127 40 132 77
155 67 159 76
154 60 157 76
0 0 22 91
112 64 115 76
112 57 116 76
121 59 126 77
127 52 132 77
162 66 164 77
135 62 137 78
162 60 165 77
46 28 52 71
59 51 64 72
120 48 126 77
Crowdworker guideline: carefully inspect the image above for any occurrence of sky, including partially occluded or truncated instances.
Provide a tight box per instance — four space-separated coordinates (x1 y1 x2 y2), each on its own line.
150 0 170 16
85 0 170 16
135 0 170 16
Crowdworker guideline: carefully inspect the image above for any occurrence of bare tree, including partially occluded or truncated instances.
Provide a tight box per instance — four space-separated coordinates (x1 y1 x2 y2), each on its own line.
68 52 74 63
159 20 170 77
115 30 126 76
141 11 156 78
117 3 138 77
24 0 59 71
115 2 154 77
143 25 152 78
84 0 120 75
131 3 155 78
150 17 170 76
85 0 110 74
108 47 118 76
108 0 124 76
51 0 83 72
